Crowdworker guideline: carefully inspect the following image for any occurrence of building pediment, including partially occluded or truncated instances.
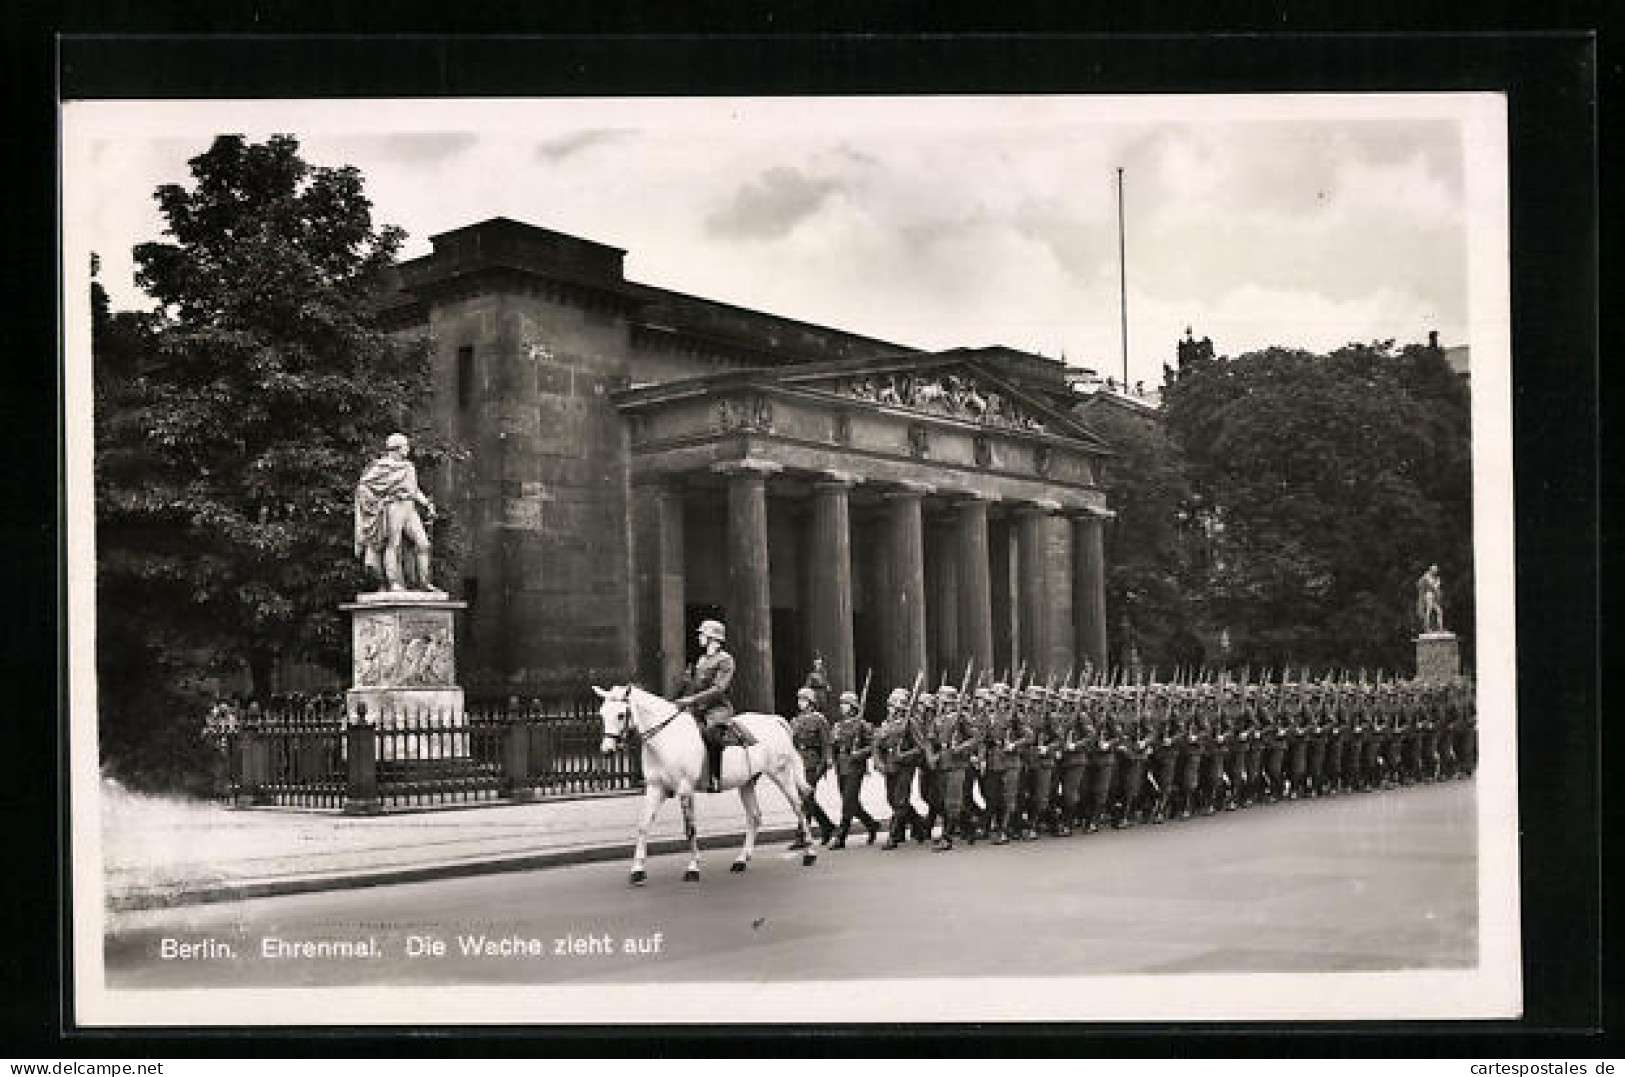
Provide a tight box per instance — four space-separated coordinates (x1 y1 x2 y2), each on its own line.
778 353 1108 450
613 350 1111 511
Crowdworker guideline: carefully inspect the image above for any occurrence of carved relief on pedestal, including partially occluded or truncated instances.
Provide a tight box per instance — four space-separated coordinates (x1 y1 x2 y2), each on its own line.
825 371 1047 432
397 620 455 687
1033 444 1052 477
354 613 398 687
973 435 992 468
832 411 853 446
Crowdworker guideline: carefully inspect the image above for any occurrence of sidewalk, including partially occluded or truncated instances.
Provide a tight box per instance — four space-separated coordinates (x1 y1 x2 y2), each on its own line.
100 772 898 913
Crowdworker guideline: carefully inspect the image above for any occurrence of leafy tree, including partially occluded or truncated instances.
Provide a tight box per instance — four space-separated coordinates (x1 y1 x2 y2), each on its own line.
95 135 455 789
1085 404 1204 672
1161 340 1473 674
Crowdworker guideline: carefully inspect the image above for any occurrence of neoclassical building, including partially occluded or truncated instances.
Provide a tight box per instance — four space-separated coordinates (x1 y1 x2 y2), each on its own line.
380 217 1115 714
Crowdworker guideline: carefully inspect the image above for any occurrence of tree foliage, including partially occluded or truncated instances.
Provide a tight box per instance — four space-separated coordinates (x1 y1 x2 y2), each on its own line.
95 135 455 789
1086 405 1205 671
1159 340 1473 673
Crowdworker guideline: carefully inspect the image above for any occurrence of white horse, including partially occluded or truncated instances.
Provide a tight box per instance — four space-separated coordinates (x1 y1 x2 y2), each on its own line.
594 685 819 885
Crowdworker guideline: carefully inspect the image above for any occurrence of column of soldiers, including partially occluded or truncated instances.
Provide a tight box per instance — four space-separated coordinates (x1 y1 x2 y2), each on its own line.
799 665 1478 851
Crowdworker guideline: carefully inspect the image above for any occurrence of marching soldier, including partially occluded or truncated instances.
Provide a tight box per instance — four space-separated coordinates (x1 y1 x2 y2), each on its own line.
1204 687 1236 813
1115 703 1153 828
1321 682 1345 796
1303 681 1328 798
788 686 836 849
1147 687 1182 824
986 682 1028 844
1241 687 1267 807
1176 687 1208 820
1261 683 1288 803
1022 684 1058 840
960 687 994 840
929 684 979 850
875 687 926 849
912 691 943 843
1284 683 1310 800
829 690 880 849
1055 686 1090 835
1084 689 1120 833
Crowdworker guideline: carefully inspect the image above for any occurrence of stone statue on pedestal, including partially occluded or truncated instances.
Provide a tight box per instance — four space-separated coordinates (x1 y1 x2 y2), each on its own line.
1415 564 1445 634
354 433 444 594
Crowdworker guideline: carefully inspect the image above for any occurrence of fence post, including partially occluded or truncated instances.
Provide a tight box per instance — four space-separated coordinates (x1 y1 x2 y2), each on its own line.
234 709 273 807
343 703 381 816
504 712 537 803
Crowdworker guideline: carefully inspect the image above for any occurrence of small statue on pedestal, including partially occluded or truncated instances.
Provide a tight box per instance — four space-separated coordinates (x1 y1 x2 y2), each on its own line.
1416 564 1446 634
354 433 444 594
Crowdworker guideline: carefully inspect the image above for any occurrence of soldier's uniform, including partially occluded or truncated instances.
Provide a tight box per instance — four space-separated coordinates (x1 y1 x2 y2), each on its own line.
673 619 738 792
1021 686 1058 839
1084 695 1120 833
959 689 994 838
912 693 943 842
1304 686 1329 798
874 687 922 850
985 684 1028 844
1260 685 1287 803
1204 691 1236 814
1391 687 1414 786
788 688 836 847
1054 687 1090 834
1115 710 1152 828
1241 692 1267 807
1176 692 1208 819
1285 692 1310 800
1319 686 1345 795
928 685 978 850
1147 688 1181 824
829 693 880 849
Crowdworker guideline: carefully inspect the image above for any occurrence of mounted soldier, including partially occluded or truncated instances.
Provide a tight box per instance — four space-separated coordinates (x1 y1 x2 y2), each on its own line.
672 618 754 793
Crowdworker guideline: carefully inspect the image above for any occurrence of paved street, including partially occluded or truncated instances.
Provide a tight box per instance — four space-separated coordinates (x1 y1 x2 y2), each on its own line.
105 779 1475 987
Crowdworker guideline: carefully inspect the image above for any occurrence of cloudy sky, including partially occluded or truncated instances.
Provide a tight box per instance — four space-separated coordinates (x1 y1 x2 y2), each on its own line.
67 96 1497 390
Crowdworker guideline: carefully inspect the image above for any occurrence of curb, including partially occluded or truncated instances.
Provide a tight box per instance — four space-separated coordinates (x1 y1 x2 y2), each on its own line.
107 824 808 912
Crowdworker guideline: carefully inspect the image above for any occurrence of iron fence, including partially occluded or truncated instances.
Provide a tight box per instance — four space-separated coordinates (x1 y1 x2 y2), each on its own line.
222 696 639 812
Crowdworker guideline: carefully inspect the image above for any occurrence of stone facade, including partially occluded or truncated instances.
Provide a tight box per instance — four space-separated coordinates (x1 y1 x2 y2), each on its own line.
380 218 1115 710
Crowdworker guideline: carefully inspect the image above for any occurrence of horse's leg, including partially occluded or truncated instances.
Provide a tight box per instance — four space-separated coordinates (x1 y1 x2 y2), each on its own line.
630 785 666 886
767 759 818 867
732 778 762 873
680 791 701 882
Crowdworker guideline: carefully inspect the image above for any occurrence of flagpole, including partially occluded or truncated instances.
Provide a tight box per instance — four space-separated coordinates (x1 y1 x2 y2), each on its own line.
1117 166 1129 388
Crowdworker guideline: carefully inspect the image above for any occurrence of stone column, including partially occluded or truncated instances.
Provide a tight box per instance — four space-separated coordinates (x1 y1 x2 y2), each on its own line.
715 460 782 713
1042 512 1076 675
809 473 858 702
953 496 996 675
926 520 959 683
883 482 931 687
1073 509 1109 671
655 481 687 697
1014 501 1062 677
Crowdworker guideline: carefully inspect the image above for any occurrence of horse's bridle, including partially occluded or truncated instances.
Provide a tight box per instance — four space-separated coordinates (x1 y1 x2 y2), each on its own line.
603 689 685 747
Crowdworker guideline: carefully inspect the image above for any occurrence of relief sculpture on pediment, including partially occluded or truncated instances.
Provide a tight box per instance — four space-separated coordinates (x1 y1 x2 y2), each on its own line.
828 371 1046 432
